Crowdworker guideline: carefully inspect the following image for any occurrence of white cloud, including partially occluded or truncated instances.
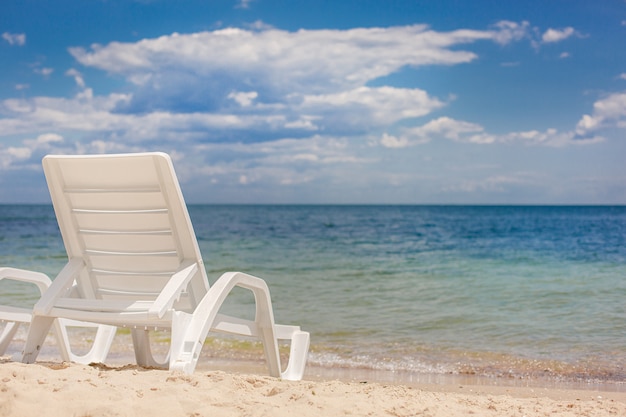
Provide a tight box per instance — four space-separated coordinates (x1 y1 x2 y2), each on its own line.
200 135 364 167
300 86 445 127
68 23 526 107
541 27 576 43
575 91 626 136
0 89 294 145
235 0 254 9
490 21 530 45
6 147 31 159
0 133 64 169
2 32 26 46
65 68 86 88
184 134 371 190
499 128 586 146
32 133 64 145
421 117 487 142
619 73 626 80
228 91 258 107
283 116 319 130
35 67 54 77
387 117 487 146
446 173 538 193
380 133 410 148
576 114 599 132
380 115 605 148
0 91 130 135
559 52 571 59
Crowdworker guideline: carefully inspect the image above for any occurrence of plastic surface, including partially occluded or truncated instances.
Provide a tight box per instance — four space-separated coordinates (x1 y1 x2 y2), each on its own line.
0 267 114 363
21 152 309 379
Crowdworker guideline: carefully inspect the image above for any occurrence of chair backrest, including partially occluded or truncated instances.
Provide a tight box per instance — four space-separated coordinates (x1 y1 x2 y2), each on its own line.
43 152 209 311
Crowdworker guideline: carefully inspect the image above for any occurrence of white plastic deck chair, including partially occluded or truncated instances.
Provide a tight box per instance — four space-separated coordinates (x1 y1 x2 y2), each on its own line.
21 152 309 380
0 267 115 363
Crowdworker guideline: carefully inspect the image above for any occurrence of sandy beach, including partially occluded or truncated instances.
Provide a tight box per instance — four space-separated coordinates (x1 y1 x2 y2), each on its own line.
1 360 624 417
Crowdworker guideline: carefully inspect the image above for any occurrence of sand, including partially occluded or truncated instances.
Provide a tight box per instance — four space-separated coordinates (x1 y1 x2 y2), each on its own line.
1 361 625 417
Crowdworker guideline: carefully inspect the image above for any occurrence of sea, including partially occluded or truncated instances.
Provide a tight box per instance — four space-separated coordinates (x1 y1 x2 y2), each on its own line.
1 204 625 389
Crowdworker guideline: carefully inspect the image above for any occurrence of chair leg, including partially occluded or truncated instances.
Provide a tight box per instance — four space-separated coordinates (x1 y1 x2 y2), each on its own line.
280 330 310 381
131 328 170 368
21 316 55 363
54 320 117 364
169 311 195 372
170 271 308 379
81 324 116 364
0 322 20 356
52 319 71 362
256 317 281 378
249 281 285 378
169 287 283 376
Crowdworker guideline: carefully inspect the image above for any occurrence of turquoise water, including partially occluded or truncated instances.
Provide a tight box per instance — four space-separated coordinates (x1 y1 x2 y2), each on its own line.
1 205 625 384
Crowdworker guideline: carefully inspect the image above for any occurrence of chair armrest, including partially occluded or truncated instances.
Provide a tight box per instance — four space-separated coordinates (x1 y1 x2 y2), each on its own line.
33 258 84 316
148 260 198 319
0 267 52 295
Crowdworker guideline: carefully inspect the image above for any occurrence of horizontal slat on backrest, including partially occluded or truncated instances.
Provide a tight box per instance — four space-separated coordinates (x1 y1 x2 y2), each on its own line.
87 255 181 274
81 233 177 254
73 211 172 232
94 273 170 300
67 191 167 210
92 289 194 311
87 253 182 300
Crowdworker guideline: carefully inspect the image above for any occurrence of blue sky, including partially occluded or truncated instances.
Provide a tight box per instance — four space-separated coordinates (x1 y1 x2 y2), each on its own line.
1 0 625 204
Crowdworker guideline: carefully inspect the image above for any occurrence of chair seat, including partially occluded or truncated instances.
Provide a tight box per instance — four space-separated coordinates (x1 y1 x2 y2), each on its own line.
0 306 33 324
0 267 116 364
54 298 155 313
48 306 173 329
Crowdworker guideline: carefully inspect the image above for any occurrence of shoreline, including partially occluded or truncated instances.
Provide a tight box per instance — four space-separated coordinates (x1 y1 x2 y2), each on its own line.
3 330 625 395
193 359 626 395
1 360 625 417
3 333 626 416
61 350 626 396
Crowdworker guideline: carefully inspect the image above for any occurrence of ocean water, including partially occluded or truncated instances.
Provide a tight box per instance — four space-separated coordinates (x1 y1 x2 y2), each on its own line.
1 205 625 386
